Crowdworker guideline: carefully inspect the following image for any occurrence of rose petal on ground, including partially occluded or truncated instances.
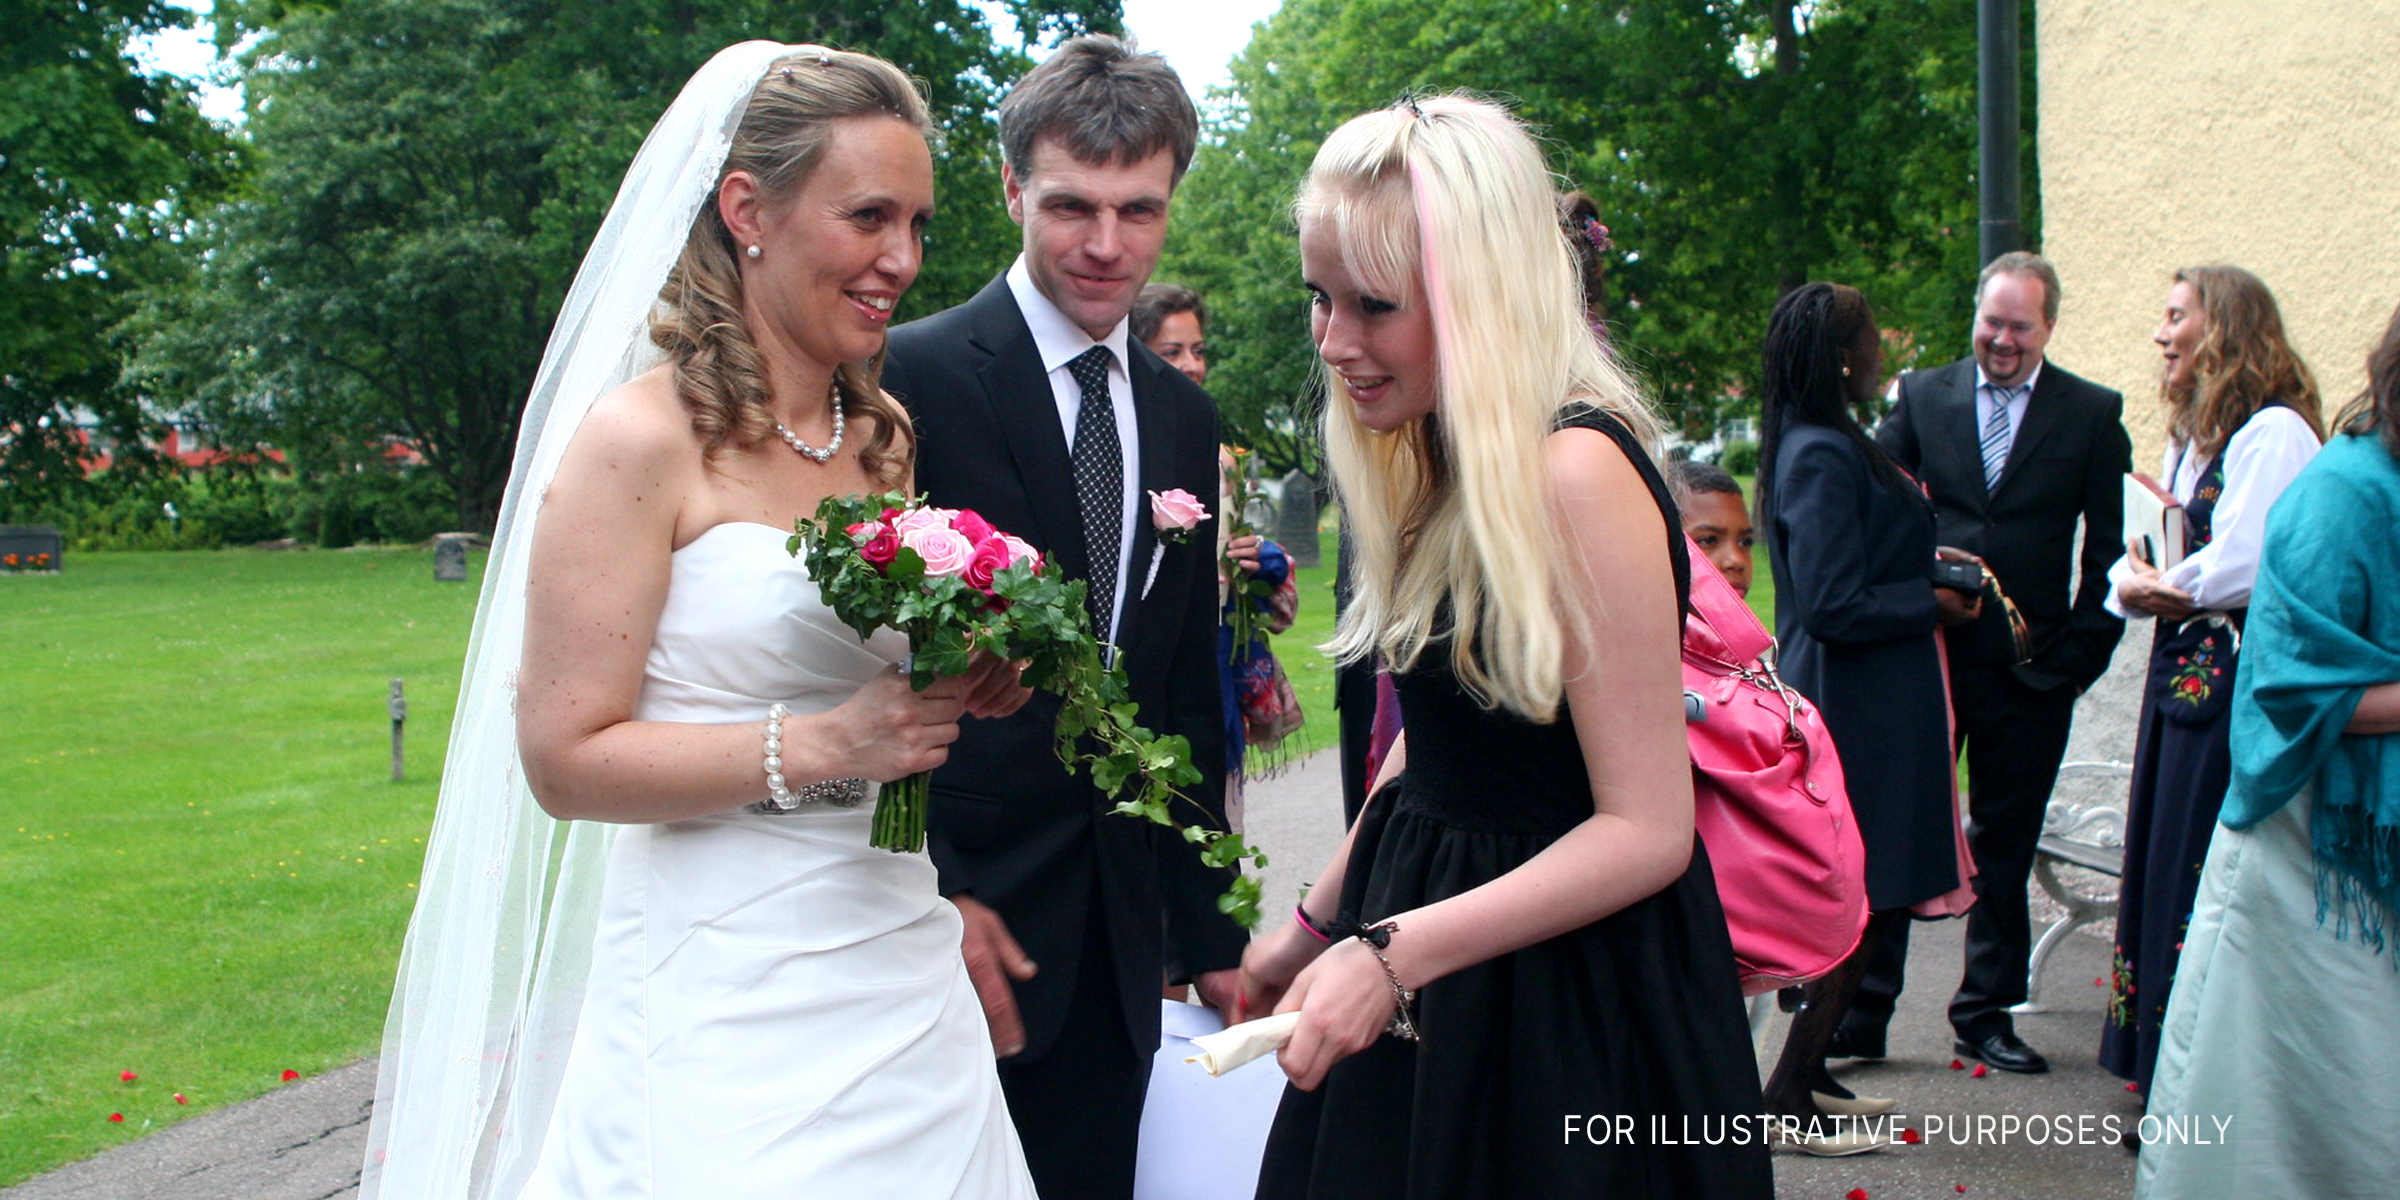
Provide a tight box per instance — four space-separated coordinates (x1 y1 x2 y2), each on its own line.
1845 1189 1869 1200
1900 1127 1924 1144
108 1113 124 1123
1971 1063 1989 1078
174 1093 187 1104
119 1069 137 1082
1949 1059 1966 1070
281 1069 299 1082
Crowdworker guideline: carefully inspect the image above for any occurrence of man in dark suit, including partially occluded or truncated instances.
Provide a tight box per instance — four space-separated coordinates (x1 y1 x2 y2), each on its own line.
1848 251 2133 1074
879 35 1246 1200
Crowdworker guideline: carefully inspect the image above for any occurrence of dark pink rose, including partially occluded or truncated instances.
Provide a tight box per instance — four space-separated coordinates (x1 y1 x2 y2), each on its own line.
860 529 901 568
961 536 1010 591
952 508 997 545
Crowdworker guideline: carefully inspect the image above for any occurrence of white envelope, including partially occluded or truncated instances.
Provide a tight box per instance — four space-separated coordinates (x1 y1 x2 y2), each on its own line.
1132 1000 1290 1200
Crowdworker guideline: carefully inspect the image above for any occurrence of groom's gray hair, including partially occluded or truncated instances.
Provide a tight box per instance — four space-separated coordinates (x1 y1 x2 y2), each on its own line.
998 34 1198 185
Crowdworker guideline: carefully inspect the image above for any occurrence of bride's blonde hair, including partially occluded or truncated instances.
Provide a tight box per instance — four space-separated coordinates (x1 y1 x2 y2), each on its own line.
1302 95 1662 722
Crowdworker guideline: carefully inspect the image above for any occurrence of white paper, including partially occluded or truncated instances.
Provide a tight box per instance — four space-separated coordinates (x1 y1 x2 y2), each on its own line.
1133 1002 1290 1200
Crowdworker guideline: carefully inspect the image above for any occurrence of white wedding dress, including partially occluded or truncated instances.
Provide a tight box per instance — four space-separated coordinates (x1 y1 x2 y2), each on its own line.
519 521 1036 1199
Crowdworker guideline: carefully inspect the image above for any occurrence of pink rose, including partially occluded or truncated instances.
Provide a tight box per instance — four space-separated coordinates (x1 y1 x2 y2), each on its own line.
846 519 887 543
859 528 901 568
890 505 957 538
961 536 1011 591
1001 534 1042 572
951 508 997 545
1149 488 1208 543
901 524 974 577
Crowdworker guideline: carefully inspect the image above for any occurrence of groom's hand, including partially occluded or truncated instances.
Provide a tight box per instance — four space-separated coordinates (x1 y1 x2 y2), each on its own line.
954 894 1037 1058
1192 969 1245 1020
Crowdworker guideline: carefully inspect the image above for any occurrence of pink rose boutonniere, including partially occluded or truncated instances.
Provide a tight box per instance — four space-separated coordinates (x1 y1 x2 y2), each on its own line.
1148 488 1208 544
1141 488 1210 603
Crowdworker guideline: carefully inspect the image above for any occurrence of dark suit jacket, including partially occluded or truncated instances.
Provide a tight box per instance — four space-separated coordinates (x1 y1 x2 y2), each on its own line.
881 274 1245 1063
1876 357 2132 693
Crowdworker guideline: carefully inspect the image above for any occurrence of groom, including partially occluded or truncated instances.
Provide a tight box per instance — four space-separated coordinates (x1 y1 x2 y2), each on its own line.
880 35 1246 1200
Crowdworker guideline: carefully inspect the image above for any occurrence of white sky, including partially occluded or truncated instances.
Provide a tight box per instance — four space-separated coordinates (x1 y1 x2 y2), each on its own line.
134 2 1284 125
1118 0 1283 99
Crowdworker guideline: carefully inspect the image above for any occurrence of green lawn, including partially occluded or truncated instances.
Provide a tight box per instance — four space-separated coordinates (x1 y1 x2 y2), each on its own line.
0 548 480 1186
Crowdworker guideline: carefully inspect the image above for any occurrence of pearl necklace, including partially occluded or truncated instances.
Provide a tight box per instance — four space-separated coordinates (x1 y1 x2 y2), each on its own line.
774 383 845 464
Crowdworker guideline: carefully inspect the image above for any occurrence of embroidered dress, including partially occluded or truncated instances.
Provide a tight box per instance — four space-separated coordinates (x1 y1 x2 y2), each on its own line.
2100 406 2319 1089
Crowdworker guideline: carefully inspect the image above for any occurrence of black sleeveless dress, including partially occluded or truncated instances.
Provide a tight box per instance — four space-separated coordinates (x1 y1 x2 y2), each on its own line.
1253 409 1773 1200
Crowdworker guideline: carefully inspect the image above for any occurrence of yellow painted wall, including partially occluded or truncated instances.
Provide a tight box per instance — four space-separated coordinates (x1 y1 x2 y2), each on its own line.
2038 0 2400 465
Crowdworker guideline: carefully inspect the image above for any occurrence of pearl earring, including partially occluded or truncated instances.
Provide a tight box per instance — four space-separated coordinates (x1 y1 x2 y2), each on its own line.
746 245 761 259
1840 365 1851 377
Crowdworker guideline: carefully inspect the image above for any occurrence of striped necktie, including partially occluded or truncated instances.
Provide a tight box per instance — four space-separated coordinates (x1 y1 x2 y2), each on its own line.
1981 383 2021 491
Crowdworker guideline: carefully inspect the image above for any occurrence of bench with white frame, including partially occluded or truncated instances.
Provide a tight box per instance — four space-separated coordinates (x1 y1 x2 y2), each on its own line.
2009 759 2131 1015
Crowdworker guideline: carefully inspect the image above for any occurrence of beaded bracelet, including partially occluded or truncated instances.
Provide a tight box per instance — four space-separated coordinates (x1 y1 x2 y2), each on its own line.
1358 920 1421 1042
751 703 872 814
756 703 799 812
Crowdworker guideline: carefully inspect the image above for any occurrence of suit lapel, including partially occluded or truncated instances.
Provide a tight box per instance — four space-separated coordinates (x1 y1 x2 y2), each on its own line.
964 283 1090 581
1934 360 1989 506
1112 350 1180 652
1991 365 2067 502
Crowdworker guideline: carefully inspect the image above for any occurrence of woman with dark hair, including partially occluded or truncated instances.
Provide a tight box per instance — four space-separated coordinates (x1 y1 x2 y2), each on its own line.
2101 265 2324 1091
1557 189 1611 343
2133 301 2400 1199
1757 283 1978 1150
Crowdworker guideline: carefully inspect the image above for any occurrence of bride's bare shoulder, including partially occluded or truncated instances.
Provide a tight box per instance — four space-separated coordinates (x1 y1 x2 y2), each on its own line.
564 365 700 471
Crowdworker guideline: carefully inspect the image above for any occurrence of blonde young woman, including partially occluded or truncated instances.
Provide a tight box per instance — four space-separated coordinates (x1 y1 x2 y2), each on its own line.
1233 96 1771 1200
362 46 1035 1199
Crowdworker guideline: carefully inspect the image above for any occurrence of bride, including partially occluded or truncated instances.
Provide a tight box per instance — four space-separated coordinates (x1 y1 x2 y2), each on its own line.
361 44 1037 1199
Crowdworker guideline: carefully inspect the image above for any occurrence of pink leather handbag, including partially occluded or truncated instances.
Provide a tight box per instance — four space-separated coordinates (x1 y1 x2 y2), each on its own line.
1680 536 1869 994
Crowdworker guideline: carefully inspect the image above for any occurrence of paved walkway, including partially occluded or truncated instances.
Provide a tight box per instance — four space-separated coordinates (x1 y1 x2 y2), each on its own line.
5 748 2141 1200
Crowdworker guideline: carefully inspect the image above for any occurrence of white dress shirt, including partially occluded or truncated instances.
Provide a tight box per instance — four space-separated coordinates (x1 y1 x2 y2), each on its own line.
2104 404 2322 617
1006 256 1140 637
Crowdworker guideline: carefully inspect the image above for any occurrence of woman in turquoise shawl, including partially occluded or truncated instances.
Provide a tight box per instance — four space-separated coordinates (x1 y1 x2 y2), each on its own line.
2136 301 2400 1200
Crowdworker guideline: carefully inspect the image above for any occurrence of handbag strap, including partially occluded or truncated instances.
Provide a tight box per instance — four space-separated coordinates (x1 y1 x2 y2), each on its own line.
1682 534 1772 663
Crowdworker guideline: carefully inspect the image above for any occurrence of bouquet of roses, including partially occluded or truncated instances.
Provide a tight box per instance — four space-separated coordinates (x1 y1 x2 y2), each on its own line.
792 492 1266 926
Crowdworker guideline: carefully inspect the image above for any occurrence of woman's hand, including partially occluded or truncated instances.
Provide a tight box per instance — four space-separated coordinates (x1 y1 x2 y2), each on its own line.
1933 584 1983 627
826 667 966 783
958 650 1034 720
2118 537 2197 619
1932 545 1985 626
1237 919 1325 1017
1271 938 1400 1092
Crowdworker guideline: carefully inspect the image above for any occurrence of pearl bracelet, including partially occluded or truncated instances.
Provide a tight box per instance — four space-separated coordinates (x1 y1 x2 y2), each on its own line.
759 703 797 810
752 703 872 814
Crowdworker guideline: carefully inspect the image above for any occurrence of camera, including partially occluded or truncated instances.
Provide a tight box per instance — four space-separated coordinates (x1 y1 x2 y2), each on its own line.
1929 560 1986 594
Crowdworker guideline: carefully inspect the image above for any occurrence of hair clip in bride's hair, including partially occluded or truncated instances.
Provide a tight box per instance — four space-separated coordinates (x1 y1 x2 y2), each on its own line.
1402 96 1424 120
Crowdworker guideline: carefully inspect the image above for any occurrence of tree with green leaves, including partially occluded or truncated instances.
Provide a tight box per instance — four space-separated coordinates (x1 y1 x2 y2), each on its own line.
1 0 238 516
1161 0 2036 477
134 0 1118 531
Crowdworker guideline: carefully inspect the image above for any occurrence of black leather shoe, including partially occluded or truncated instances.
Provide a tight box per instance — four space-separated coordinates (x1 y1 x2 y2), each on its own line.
1953 1032 2049 1074
1825 1024 1886 1061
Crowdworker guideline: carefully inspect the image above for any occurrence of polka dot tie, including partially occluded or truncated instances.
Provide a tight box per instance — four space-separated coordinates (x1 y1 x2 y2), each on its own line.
1067 346 1122 639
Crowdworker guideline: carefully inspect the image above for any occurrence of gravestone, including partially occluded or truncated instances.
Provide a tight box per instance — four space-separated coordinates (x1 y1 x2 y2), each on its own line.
1273 471 1322 569
0 525 63 574
432 533 470 582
